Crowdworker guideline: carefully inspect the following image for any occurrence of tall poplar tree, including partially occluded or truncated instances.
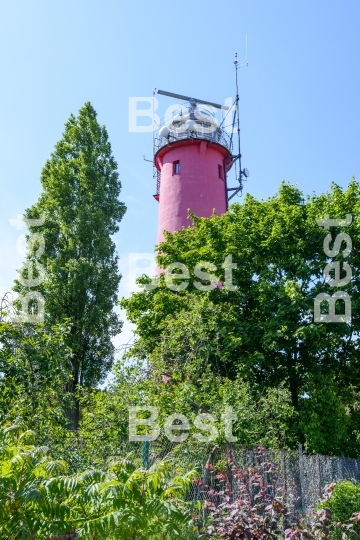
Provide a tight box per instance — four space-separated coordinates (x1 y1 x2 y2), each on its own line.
14 102 126 427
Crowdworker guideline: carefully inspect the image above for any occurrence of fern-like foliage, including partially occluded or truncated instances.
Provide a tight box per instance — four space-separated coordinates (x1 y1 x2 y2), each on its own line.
0 424 197 539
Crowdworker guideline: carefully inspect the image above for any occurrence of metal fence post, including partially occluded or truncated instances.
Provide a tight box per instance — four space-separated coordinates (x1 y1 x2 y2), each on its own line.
298 444 305 514
341 454 346 481
142 438 150 470
316 454 322 497
281 448 287 504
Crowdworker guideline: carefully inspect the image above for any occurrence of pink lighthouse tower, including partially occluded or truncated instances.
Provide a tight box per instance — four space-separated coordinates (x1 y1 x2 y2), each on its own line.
153 90 236 245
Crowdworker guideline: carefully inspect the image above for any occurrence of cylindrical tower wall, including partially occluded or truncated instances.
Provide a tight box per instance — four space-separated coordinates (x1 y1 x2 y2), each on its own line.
156 140 228 244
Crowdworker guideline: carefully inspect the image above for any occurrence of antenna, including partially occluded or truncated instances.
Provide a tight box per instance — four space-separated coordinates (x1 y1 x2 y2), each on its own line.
157 89 229 111
227 38 249 203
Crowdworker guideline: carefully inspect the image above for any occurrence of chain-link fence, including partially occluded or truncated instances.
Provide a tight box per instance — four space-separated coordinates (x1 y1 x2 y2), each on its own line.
119 439 360 514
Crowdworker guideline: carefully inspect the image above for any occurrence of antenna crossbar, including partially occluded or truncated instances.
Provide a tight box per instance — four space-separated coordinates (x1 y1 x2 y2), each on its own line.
157 89 229 110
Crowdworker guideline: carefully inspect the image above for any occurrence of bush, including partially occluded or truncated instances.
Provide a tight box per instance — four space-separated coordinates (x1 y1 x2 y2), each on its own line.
320 482 360 540
0 424 198 539
192 447 348 540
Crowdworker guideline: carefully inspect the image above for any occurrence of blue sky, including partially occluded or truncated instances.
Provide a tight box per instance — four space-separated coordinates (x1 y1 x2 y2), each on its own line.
1 0 359 345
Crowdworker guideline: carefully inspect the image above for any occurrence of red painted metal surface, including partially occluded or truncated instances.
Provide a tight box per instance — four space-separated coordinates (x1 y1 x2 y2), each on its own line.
155 139 229 244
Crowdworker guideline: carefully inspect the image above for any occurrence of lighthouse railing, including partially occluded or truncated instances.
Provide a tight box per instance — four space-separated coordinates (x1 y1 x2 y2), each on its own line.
155 126 232 154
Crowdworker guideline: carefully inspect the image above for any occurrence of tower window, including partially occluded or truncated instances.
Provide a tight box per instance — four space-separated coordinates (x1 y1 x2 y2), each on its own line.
173 160 180 175
218 164 223 180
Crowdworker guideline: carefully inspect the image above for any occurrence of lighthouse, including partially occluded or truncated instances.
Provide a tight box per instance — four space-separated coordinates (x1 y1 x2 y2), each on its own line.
153 91 234 245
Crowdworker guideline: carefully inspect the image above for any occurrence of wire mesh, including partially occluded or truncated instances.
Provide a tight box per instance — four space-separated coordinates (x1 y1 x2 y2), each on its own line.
119 440 360 514
0 292 17 323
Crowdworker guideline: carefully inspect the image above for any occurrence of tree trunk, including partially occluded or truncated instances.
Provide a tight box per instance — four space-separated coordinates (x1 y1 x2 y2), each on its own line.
65 373 80 431
289 377 299 408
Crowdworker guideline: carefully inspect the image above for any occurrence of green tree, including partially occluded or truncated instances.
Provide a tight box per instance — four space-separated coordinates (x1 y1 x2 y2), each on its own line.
121 180 360 455
0 321 72 446
14 102 126 428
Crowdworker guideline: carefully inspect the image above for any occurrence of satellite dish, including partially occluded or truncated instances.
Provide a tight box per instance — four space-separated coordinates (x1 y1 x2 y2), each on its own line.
159 125 170 139
243 168 249 178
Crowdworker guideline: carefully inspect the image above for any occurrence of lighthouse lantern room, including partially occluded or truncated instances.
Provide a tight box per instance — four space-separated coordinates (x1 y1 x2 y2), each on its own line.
153 57 249 244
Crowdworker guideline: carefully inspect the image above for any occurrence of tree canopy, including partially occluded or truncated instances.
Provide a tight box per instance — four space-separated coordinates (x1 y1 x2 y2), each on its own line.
121 180 360 455
14 102 126 426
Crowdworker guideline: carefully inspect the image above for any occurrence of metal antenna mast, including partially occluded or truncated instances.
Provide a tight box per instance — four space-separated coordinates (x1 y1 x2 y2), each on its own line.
227 39 249 202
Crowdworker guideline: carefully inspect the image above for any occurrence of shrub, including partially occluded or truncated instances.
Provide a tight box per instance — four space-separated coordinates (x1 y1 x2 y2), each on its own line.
192 446 335 539
0 424 198 539
320 482 360 540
